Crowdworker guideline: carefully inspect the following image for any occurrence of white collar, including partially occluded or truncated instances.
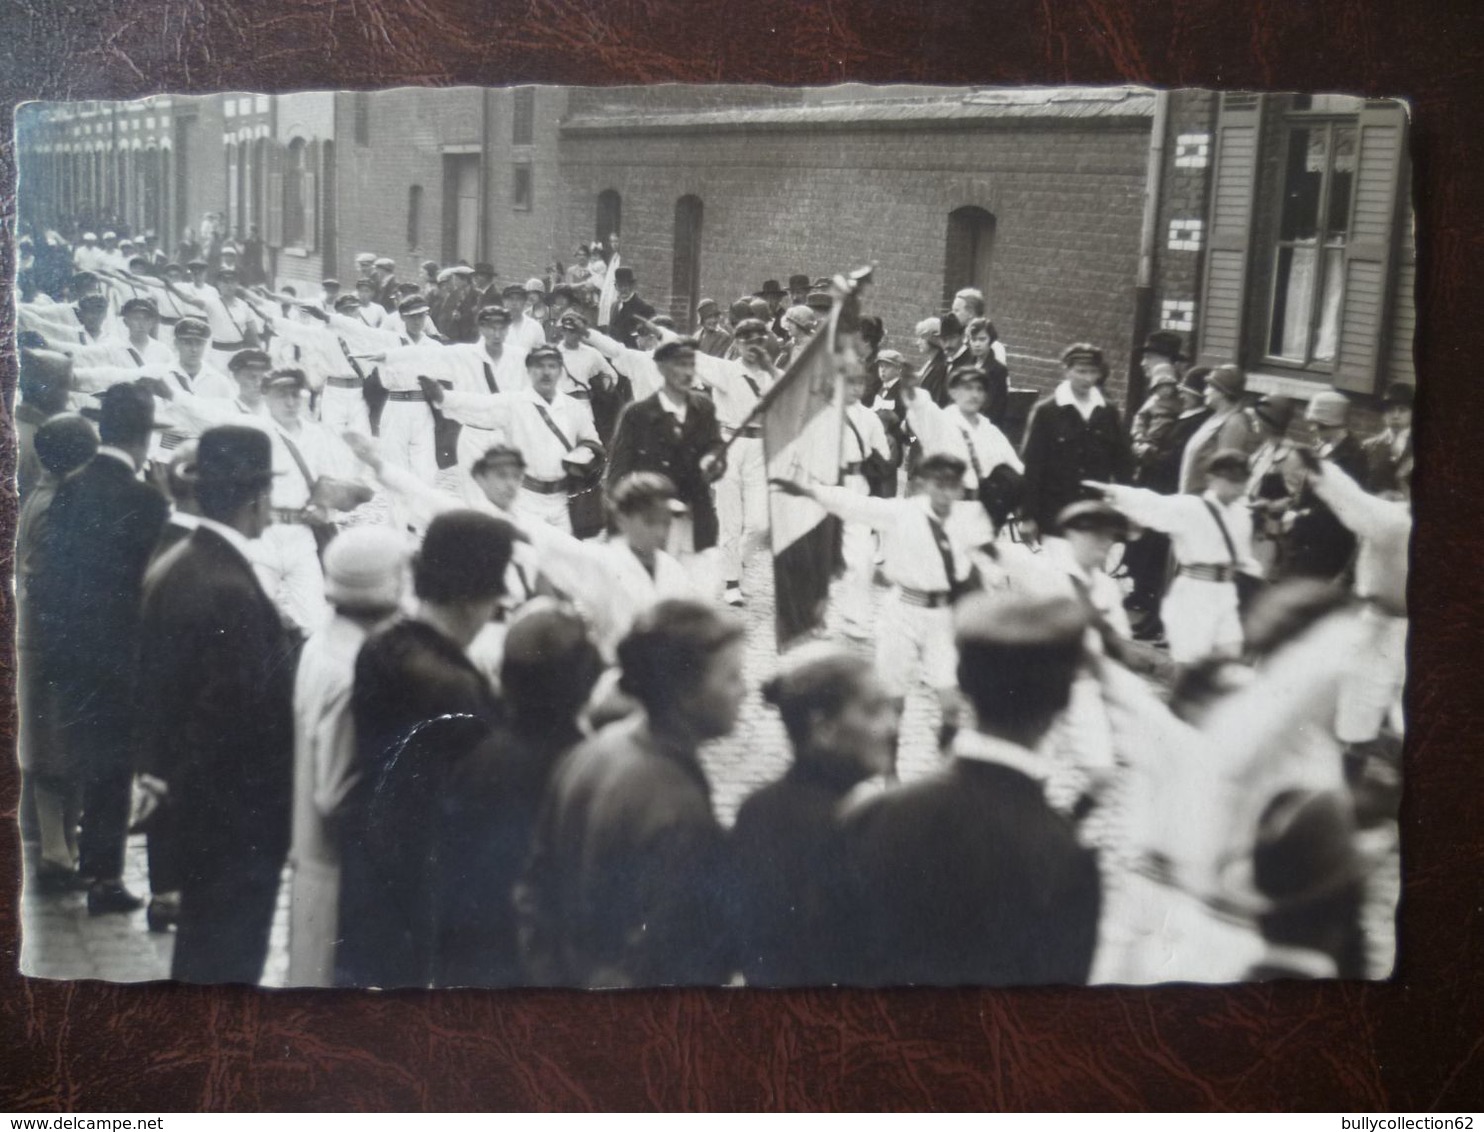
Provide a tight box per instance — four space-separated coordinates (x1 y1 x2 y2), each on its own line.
1054 380 1105 411
169 509 201 530
194 515 257 560
96 445 138 473
952 730 1049 782
657 386 688 419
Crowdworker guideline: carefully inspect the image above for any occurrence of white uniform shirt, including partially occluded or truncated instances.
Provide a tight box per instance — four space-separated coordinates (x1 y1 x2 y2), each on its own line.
534 534 695 660
439 342 531 397
583 328 665 401
196 292 260 345
811 487 976 593
692 352 775 432
70 335 175 370
555 340 617 400
440 387 598 483
842 401 893 467
905 392 1022 489
268 418 362 510
1103 485 1259 574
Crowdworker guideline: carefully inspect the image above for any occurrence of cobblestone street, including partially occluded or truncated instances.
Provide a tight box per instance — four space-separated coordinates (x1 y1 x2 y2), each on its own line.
17 541 1398 987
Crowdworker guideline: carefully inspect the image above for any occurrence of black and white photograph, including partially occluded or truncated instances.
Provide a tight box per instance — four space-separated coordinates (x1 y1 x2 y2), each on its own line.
11 83 1411 990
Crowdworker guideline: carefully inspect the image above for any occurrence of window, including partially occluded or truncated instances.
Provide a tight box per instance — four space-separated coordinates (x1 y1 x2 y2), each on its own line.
512 87 534 146
512 161 532 210
943 206 996 310
1265 121 1357 368
596 188 622 243
407 184 423 251
443 153 480 263
671 195 704 329
283 138 306 246
353 92 370 145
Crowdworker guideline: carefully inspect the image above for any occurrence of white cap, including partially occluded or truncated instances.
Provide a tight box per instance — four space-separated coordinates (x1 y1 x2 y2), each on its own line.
323 527 410 610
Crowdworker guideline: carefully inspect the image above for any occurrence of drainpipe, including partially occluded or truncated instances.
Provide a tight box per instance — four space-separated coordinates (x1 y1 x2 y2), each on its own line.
1128 89 1170 427
478 88 493 263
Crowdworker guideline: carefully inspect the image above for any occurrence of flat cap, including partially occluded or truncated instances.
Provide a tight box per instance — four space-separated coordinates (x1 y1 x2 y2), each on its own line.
525 344 562 366
174 317 212 340
397 296 430 317
501 281 530 296
227 349 273 372
652 338 699 364
948 365 989 390
1305 389 1351 428
120 297 159 318
322 277 341 288
333 294 362 312
804 290 834 313
1060 342 1107 371
877 348 906 368
477 304 512 325
263 368 308 392
1056 500 1129 537
373 257 396 270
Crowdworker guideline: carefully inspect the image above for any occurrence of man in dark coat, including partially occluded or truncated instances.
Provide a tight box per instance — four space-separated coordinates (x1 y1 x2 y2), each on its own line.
33 382 169 915
337 510 511 988
1363 382 1414 495
433 605 604 987
15 346 72 502
1019 343 1133 537
915 314 956 408
843 592 1103 987
609 266 656 349
1280 390 1369 581
517 600 746 987
606 339 727 560
134 426 296 982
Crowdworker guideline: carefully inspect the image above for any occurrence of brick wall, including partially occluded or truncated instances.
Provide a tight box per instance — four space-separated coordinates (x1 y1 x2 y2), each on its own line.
1151 89 1217 358
560 117 1153 405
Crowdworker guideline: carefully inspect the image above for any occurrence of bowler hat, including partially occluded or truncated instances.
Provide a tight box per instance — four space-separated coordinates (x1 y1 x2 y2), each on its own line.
473 262 496 279
191 425 273 488
1143 330 1185 361
613 267 636 287
33 413 99 477
938 313 965 339
787 274 811 293
756 279 786 298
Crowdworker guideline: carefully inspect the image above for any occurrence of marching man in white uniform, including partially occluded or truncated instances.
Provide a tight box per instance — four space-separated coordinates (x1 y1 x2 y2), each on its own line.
420 343 601 536
836 367 894 637
351 295 449 483
903 362 1023 504
689 317 780 607
773 452 979 767
1088 448 1260 665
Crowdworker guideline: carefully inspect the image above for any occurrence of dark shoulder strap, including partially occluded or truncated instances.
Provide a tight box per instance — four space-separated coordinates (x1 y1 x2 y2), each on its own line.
1201 498 1239 565
482 360 499 394
531 400 574 451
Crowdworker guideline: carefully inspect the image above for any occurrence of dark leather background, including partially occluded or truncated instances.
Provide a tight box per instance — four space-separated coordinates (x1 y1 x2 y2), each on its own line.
2 0 1481 1112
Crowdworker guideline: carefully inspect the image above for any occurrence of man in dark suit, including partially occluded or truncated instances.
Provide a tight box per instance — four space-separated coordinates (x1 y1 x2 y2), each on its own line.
1363 382 1414 495
1019 343 1133 538
32 382 169 915
1280 390 1370 581
606 339 727 587
372 257 399 313
133 426 297 983
609 266 656 349
843 592 1103 986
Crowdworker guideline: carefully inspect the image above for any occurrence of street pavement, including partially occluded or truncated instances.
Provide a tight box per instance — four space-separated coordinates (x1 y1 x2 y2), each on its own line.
16 537 1398 986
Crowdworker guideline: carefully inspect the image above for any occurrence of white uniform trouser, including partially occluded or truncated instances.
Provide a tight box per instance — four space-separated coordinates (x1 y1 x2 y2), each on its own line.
716 437 768 586
836 472 875 632
514 484 573 535
250 523 328 633
1336 605 1408 743
318 382 370 437
378 399 439 484
1161 573 1242 664
667 513 721 602
877 593 957 698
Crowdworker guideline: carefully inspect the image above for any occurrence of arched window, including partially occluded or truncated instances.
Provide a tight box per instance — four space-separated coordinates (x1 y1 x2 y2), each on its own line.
283 138 307 247
943 206 997 310
596 188 622 245
672 195 704 330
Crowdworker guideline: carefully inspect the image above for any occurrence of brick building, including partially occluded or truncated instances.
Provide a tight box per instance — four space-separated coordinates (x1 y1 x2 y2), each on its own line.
16 84 1415 409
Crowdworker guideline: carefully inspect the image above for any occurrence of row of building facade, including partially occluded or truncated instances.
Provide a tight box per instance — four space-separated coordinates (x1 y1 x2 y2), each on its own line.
16 84 1415 407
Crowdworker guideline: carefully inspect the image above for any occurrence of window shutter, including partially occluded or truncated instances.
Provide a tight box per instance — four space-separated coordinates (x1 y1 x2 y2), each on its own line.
1386 236 1416 387
1333 100 1408 393
266 141 284 248
304 140 319 250
1196 92 1264 368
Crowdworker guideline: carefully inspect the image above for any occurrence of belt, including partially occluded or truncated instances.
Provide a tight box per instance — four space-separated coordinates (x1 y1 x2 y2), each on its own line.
728 424 762 439
521 475 567 495
841 461 863 475
1179 563 1235 583
212 339 246 351
899 586 952 609
384 389 428 402
272 507 313 525
325 375 363 389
